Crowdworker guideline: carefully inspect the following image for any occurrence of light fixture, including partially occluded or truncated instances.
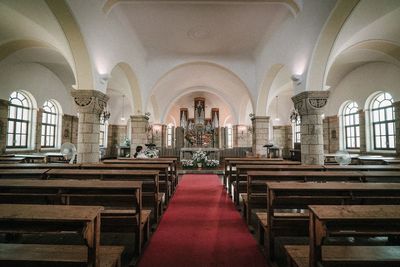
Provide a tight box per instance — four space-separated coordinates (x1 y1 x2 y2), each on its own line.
274 95 280 122
120 94 126 122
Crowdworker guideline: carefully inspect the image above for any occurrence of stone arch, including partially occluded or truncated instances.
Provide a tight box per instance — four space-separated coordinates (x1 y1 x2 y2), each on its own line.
256 64 284 116
306 0 360 91
116 62 143 115
45 0 94 89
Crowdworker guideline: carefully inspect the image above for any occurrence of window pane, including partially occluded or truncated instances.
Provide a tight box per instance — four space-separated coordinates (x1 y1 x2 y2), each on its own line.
16 122 21 134
386 108 393 120
8 121 14 134
355 126 360 137
375 137 381 148
388 122 394 135
9 106 16 119
373 110 379 122
380 124 386 135
379 109 385 121
22 108 28 121
354 114 359 125
21 135 26 146
375 124 380 135
15 134 21 146
381 136 386 148
7 134 13 146
389 136 395 148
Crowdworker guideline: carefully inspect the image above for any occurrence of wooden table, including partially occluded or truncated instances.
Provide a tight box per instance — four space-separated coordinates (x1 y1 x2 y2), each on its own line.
0 204 103 267
309 205 400 267
266 182 400 261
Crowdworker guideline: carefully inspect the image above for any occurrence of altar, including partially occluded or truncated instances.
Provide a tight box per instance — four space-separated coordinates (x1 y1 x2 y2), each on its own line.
180 148 220 161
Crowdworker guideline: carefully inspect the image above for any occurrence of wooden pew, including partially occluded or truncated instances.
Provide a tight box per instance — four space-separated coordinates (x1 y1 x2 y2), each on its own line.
263 182 400 261
81 163 172 204
0 169 49 179
307 205 400 267
324 165 400 171
233 165 324 205
225 159 300 195
0 204 104 266
245 171 364 225
0 163 80 169
103 159 178 191
359 171 400 182
46 169 162 223
0 179 148 255
0 244 124 267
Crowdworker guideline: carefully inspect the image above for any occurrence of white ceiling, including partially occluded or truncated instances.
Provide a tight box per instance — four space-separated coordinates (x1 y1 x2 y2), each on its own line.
113 2 291 56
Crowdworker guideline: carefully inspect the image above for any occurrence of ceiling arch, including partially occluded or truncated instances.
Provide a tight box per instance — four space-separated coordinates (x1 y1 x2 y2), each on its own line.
148 61 253 124
326 39 400 88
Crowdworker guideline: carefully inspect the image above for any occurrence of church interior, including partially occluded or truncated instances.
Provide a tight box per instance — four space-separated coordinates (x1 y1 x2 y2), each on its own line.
0 0 400 266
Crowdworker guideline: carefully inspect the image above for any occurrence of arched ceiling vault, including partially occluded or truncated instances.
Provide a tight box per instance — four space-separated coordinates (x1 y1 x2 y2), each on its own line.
148 61 253 124
326 40 400 88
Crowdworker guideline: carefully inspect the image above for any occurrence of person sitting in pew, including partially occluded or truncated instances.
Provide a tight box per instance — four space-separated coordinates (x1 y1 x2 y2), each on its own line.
134 146 147 159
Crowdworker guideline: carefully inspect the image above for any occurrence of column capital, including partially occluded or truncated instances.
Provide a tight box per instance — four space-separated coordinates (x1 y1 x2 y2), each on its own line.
71 90 109 114
251 116 270 122
130 115 149 121
292 91 329 116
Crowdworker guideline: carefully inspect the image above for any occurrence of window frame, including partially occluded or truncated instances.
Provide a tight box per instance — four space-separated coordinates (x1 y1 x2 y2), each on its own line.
370 93 395 150
7 92 31 149
41 100 58 148
167 125 173 147
343 102 360 150
99 114 107 148
227 126 233 148
293 117 301 144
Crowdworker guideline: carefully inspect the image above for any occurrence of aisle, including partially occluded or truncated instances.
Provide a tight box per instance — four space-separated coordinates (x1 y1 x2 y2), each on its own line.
137 174 267 267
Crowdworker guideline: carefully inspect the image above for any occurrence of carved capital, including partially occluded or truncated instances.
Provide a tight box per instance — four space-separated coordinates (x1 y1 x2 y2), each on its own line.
71 90 109 114
292 91 329 116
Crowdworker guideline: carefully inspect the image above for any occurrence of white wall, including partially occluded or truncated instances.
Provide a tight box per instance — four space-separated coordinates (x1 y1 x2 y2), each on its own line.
325 62 400 116
0 62 75 114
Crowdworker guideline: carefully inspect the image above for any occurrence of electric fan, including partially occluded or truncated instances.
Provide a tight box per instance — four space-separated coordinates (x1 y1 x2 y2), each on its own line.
334 150 351 166
60 142 77 164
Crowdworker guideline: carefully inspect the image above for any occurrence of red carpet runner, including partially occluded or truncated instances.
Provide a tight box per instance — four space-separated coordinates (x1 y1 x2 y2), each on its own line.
138 174 268 267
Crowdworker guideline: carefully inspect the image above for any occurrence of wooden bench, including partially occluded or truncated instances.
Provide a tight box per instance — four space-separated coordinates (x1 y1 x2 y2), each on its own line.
81 163 172 204
0 169 49 179
225 159 300 195
308 205 400 267
285 245 400 267
263 182 400 261
46 169 162 223
0 244 124 267
0 204 103 266
233 165 324 205
245 171 364 225
0 179 148 254
0 163 81 169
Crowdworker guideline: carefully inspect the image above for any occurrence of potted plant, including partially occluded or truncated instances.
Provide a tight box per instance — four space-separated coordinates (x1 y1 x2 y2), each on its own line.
192 150 207 168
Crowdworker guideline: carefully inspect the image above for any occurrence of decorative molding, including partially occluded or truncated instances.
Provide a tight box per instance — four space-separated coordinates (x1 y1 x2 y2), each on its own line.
308 98 328 109
71 90 109 114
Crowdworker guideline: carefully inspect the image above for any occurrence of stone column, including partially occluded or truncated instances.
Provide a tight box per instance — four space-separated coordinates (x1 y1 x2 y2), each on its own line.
0 99 9 154
394 101 400 156
130 115 149 156
358 109 367 154
252 116 270 156
71 90 109 163
292 91 329 165
161 124 167 148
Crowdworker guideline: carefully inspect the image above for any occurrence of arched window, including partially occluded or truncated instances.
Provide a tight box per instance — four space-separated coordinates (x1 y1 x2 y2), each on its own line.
7 91 32 148
370 92 395 150
343 101 360 149
167 124 173 147
227 125 233 148
293 117 301 144
41 100 59 148
99 114 108 147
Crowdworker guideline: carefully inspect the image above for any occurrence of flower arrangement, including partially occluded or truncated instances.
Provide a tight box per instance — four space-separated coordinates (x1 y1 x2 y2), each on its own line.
144 148 159 158
205 159 219 168
192 150 207 164
181 159 195 168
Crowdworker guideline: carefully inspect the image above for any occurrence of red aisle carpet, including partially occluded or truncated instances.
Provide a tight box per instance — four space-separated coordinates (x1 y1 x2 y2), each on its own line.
137 174 268 267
